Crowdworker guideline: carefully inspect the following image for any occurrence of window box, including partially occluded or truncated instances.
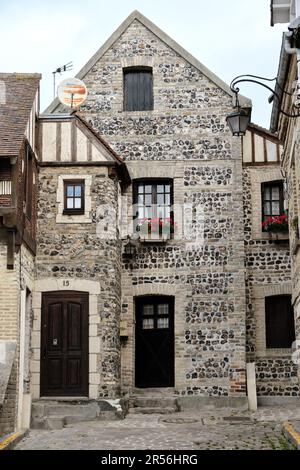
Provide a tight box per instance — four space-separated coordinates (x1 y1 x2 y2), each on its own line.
139 234 169 243
123 67 153 111
133 179 174 241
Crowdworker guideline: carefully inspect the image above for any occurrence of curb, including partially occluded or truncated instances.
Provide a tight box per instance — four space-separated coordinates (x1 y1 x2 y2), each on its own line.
282 421 300 450
0 429 28 450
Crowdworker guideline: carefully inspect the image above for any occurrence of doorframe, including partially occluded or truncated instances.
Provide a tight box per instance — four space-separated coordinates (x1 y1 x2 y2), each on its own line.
31 278 100 400
40 291 89 397
134 294 175 388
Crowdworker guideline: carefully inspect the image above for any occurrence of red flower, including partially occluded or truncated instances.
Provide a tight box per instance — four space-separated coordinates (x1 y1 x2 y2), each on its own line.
262 213 288 232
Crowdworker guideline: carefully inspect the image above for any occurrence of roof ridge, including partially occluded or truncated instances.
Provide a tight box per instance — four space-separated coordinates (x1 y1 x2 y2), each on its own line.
74 112 124 164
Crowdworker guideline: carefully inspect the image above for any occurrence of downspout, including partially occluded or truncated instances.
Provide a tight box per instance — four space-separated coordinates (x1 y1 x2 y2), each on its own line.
17 250 25 430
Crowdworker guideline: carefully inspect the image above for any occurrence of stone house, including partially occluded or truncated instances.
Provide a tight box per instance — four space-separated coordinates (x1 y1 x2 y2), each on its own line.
0 10 299 434
269 0 300 397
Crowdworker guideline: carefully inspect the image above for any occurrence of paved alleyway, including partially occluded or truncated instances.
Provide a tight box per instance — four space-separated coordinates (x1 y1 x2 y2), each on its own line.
15 406 300 450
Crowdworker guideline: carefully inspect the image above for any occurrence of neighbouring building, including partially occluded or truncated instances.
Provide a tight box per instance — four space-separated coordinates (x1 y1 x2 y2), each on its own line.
0 10 299 435
243 123 297 398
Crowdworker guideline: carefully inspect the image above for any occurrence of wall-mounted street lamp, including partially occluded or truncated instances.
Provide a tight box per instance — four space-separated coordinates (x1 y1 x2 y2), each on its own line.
123 236 137 259
226 74 300 137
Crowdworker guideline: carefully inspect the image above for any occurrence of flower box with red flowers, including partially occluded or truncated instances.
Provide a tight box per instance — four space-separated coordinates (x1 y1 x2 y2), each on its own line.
137 217 176 241
262 213 289 233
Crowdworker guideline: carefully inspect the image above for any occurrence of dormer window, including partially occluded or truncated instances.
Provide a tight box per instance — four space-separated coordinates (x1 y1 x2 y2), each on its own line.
133 179 174 240
123 67 153 111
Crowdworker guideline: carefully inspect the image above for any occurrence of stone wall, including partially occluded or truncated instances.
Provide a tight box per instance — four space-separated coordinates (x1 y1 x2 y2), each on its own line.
0 233 36 436
243 166 299 396
0 235 19 436
68 18 247 398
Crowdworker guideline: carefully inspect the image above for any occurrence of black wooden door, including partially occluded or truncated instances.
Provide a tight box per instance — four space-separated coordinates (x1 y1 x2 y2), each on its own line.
41 292 89 397
265 295 295 348
135 297 174 388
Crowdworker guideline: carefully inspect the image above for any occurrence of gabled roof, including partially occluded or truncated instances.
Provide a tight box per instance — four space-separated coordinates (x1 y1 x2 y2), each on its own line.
74 112 131 182
44 10 251 114
0 73 41 157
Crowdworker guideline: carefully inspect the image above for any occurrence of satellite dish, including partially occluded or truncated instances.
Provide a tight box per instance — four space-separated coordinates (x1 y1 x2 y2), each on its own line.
57 77 88 108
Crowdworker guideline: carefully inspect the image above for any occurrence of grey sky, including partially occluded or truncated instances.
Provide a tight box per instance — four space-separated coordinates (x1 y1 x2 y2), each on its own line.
0 0 288 128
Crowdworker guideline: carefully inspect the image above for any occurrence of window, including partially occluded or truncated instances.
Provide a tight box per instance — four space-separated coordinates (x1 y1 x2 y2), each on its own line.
262 181 284 227
133 180 173 238
124 67 153 111
63 180 85 214
265 295 295 348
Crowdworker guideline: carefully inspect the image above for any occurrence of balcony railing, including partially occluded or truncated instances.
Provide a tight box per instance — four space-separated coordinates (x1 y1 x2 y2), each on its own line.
136 217 175 242
0 181 11 195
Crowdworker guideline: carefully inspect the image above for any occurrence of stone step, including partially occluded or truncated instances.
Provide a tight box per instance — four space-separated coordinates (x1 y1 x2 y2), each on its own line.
128 406 177 415
132 397 178 409
133 388 175 397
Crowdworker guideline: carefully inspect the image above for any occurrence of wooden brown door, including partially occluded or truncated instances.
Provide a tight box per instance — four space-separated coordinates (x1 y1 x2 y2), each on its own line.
41 292 89 397
135 296 174 388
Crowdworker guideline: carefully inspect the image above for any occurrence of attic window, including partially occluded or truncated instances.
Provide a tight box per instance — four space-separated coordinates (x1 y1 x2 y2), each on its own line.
63 180 85 215
123 67 153 111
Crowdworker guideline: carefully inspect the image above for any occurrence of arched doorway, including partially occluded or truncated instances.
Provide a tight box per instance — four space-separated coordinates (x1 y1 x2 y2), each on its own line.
135 296 174 388
40 291 89 397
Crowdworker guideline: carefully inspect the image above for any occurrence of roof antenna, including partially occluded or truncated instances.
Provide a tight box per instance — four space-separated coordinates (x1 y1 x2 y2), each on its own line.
52 62 73 99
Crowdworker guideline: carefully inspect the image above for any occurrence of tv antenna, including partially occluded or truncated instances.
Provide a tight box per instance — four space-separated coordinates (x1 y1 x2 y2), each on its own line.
52 62 73 99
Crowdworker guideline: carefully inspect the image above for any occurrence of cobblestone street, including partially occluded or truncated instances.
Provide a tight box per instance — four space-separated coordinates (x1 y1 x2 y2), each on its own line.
15 407 299 450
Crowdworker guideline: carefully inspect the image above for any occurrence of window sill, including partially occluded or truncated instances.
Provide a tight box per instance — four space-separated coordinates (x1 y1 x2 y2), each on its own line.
256 349 293 358
292 239 300 255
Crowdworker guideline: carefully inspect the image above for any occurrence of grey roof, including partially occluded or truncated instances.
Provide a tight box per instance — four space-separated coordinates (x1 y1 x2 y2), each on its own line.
44 10 251 114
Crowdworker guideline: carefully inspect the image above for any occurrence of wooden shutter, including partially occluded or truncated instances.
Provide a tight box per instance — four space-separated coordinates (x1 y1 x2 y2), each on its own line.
265 295 295 348
124 68 153 111
25 147 33 219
